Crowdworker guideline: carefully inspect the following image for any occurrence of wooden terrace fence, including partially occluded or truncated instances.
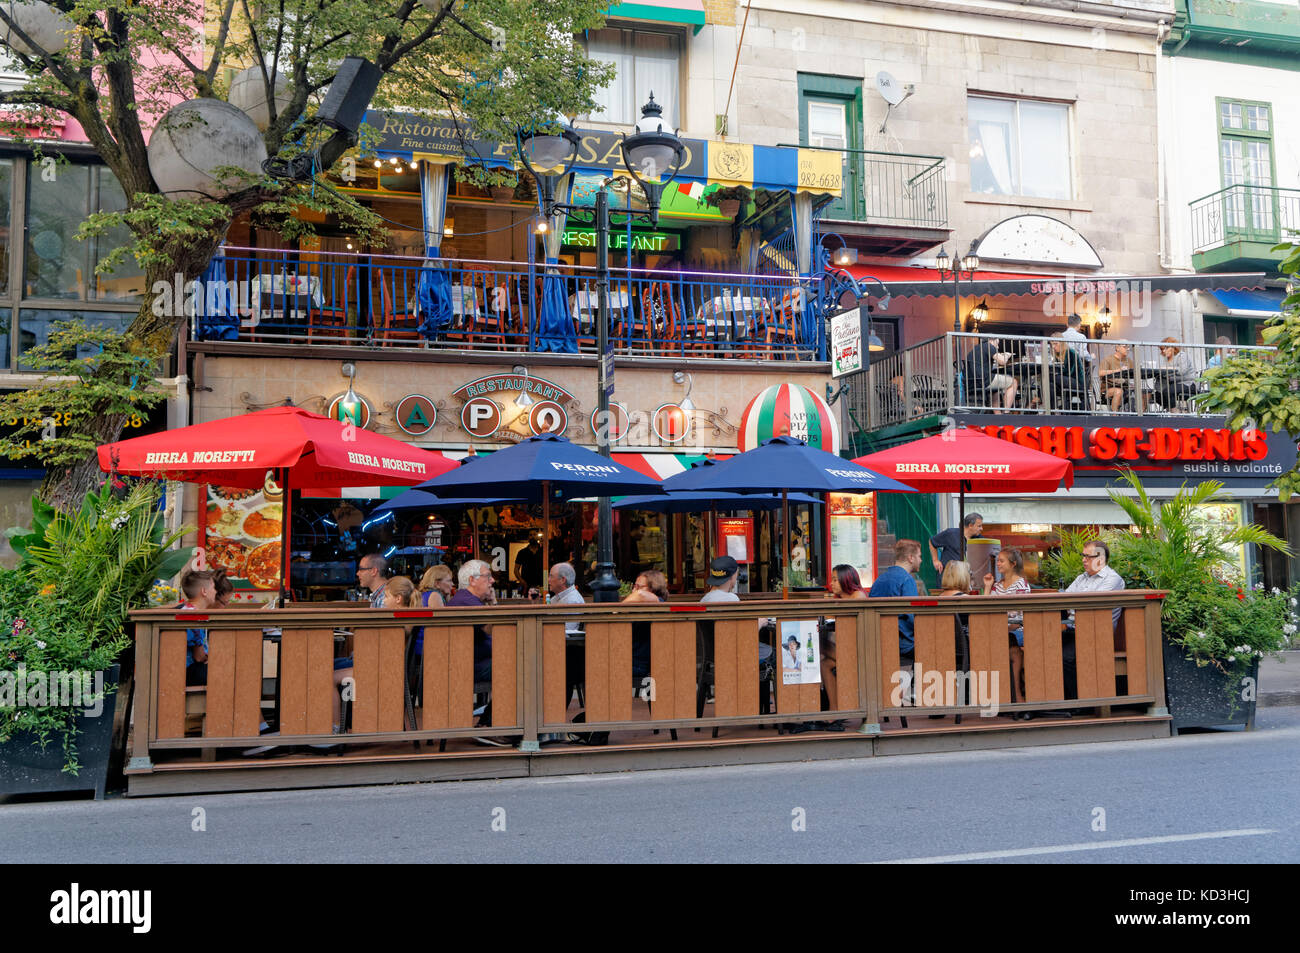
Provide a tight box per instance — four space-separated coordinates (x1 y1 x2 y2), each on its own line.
126 590 1167 773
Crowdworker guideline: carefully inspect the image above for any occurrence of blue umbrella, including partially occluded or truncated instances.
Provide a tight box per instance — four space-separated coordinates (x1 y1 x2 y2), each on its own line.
416 433 665 583
537 259 578 353
195 254 239 341
667 436 916 596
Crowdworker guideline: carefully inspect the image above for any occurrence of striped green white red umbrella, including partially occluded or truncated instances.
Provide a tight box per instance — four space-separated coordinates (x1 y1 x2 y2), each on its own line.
740 382 839 453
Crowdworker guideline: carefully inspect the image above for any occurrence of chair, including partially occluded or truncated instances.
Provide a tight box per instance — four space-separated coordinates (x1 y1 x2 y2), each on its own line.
765 294 800 359
309 266 357 343
641 282 681 353
375 267 421 346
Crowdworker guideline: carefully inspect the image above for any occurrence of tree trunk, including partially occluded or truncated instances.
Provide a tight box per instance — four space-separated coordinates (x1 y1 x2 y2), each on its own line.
40 412 129 511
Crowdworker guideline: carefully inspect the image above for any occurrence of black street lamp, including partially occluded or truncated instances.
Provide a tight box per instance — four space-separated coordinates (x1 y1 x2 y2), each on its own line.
935 240 981 333
517 95 684 602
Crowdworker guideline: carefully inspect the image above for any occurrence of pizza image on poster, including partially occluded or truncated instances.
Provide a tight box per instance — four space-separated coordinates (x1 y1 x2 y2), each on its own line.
202 481 283 591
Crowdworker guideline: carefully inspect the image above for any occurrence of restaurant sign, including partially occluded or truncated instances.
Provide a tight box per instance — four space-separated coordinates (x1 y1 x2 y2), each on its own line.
561 227 679 252
452 374 575 442
954 413 1298 487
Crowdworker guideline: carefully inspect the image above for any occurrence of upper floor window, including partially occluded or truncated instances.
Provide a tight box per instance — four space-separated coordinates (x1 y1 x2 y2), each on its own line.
968 96 1072 200
586 27 680 127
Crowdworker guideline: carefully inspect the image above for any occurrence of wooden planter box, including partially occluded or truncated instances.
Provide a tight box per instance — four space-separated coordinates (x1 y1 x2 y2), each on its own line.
0 665 119 800
1162 642 1258 734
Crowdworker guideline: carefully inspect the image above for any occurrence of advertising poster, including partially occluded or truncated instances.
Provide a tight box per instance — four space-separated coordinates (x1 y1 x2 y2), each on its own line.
828 492 876 585
780 620 822 685
716 517 754 564
830 308 863 379
201 478 284 592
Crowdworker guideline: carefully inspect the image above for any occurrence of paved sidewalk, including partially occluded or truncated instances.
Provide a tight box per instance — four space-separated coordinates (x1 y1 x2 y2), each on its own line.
1261 650 1300 707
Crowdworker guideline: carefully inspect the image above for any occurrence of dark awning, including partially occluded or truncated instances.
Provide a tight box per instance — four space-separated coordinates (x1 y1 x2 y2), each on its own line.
858 271 1269 299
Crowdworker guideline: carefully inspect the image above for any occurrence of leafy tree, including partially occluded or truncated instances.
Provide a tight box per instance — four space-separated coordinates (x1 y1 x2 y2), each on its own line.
0 0 611 507
1198 239 1300 499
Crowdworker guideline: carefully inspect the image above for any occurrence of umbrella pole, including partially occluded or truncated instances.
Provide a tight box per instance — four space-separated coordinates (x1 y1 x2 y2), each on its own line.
959 479 968 562
782 489 790 601
472 507 480 563
542 479 550 602
280 467 291 607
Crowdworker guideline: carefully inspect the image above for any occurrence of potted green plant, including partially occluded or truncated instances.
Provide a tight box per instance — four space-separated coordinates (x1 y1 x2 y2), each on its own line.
702 185 751 219
1102 468 1294 733
455 164 519 202
0 480 192 798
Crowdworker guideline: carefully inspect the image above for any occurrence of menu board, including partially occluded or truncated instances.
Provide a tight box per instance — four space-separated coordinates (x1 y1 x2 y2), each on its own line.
201 479 284 592
716 517 754 564
828 492 875 585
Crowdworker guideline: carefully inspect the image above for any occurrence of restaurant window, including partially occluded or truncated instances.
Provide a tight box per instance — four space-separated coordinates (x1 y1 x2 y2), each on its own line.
1217 98 1275 236
17 308 131 372
586 27 680 126
24 162 144 302
968 95 1072 200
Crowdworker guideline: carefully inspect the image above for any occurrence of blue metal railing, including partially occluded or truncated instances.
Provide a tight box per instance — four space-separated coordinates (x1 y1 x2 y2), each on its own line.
196 247 826 360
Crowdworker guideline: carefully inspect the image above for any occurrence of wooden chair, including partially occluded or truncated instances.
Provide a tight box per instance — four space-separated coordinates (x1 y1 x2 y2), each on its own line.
641 282 681 354
309 266 356 343
376 267 421 345
765 294 800 359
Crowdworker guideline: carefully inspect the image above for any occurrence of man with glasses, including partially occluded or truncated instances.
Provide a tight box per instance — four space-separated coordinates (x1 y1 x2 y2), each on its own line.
448 560 505 745
1055 540 1126 707
356 554 389 608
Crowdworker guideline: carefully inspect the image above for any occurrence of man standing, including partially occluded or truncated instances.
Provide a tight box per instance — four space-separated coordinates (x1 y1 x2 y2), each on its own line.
356 554 388 608
929 513 983 573
700 556 740 603
1062 313 1094 364
513 537 543 595
869 540 922 659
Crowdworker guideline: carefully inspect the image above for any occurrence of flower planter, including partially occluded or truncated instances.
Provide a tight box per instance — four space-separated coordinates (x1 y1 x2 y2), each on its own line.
1162 642 1258 734
0 665 118 800
716 198 741 218
490 186 516 203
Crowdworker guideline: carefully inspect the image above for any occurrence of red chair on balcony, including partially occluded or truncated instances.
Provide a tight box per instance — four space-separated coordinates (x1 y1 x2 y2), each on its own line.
765 293 801 360
375 268 421 346
309 266 357 343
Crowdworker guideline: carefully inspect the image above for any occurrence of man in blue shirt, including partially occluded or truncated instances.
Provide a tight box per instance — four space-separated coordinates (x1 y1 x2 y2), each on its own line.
868 539 922 658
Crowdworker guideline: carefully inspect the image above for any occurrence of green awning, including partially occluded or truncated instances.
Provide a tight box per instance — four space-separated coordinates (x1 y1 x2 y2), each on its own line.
607 0 706 32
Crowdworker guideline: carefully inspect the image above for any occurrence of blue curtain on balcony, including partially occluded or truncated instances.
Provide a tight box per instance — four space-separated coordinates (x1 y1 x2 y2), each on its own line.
417 162 453 337
537 174 577 353
195 254 239 341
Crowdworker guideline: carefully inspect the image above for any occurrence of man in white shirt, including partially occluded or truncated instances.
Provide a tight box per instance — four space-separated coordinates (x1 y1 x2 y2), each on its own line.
1062 314 1094 364
547 562 585 637
700 556 740 603
1065 540 1125 628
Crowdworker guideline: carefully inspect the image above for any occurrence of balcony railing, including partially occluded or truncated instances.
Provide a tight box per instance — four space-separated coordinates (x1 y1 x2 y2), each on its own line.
778 145 948 229
846 332 1273 429
195 247 826 361
1190 184 1300 254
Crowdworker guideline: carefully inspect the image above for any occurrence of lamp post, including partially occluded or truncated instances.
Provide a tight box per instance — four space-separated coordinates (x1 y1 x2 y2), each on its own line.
935 240 981 333
518 96 684 601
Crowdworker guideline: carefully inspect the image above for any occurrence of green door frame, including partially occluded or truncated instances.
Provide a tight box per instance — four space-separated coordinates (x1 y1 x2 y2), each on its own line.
798 74 864 221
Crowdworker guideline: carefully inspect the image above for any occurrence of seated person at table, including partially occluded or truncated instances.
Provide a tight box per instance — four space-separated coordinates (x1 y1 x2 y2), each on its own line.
1065 540 1125 629
449 560 496 684
700 556 740 603
938 560 972 597
418 564 454 608
623 571 667 604
179 570 218 686
963 337 1018 411
1205 336 1234 371
1157 337 1199 409
869 540 922 666
213 569 235 608
983 549 1031 704
822 564 869 714
356 553 389 608
1062 313 1094 365
929 513 984 574
1049 334 1090 408
1098 343 1134 412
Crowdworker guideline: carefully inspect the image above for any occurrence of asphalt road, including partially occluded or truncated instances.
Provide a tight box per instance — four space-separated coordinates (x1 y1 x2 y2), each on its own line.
3 708 1298 865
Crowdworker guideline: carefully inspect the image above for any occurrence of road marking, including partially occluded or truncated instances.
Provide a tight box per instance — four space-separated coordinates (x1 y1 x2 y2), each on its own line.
875 828 1277 864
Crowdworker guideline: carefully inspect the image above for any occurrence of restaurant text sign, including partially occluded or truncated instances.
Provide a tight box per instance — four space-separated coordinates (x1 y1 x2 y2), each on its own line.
955 413 1297 486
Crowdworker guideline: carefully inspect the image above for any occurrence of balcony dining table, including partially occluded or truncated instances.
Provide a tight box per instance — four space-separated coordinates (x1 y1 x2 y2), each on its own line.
693 294 774 348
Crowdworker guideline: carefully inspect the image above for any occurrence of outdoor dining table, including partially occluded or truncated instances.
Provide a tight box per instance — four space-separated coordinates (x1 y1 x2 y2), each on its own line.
693 295 773 346
248 273 324 336
570 288 632 333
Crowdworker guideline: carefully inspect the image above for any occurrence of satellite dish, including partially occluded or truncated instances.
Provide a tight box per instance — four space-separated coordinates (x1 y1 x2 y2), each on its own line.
876 71 905 106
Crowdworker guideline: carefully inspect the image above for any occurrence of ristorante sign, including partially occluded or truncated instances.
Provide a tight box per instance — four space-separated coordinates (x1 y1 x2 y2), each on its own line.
954 413 1297 486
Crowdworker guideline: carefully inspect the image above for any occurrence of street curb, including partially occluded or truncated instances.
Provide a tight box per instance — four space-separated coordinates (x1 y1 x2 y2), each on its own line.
1260 691 1300 708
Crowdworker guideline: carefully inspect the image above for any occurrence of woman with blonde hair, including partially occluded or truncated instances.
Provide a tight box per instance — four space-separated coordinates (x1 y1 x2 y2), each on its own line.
419 564 454 608
938 561 972 596
383 575 418 609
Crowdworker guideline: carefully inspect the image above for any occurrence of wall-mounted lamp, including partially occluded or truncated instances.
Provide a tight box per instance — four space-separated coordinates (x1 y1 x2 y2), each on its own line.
443 220 454 238
535 220 549 234
967 299 989 331
341 362 359 415
512 365 534 408
833 246 859 267
672 369 696 415
1095 307 1112 336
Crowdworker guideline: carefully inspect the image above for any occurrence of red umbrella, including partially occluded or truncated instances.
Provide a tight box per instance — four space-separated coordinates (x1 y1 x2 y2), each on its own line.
853 428 1073 556
98 405 460 601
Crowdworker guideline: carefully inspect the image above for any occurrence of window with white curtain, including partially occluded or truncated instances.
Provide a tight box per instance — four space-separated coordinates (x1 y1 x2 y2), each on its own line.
968 96 1072 200
586 28 681 127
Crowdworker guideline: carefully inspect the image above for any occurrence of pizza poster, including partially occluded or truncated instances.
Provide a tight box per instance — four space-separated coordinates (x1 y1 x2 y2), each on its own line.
200 481 284 592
